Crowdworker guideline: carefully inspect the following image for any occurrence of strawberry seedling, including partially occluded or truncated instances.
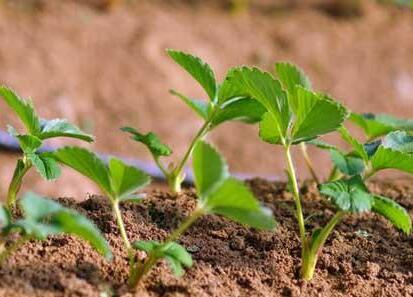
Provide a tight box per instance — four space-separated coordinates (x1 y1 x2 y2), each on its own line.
122 49 266 193
128 140 276 289
0 86 93 208
0 192 111 264
51 147 150 282
226 64 411 280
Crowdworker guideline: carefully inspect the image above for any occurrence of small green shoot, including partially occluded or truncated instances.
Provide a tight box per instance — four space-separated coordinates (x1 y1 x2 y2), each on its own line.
0 192 111 264
0 86 93 208
128 140 276 289
52 147 150 279
122 49 265 193
226 64 411 281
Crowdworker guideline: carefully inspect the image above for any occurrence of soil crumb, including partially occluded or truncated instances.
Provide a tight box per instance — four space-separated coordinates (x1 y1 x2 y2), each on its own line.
1 179 413 296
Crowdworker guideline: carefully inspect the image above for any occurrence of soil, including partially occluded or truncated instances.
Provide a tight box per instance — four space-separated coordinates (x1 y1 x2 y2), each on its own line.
1 0 413 199
1 178 413 297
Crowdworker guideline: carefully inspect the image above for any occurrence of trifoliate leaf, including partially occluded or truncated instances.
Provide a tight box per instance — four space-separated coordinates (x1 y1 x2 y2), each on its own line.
211 97 266 127
381 131 413 154
350 113 413 139
121 127 172 157
39 119 94 142
193 140 228 198
0 86 41 135
372 195 411 234
319 176 373 213
291 87 348 143
205 178 276 230
27 153 61 180
228 67 291 141
170 90 211 120
329 150 365 176
108 158 150 199
167 49 216 101
371 147 413 174
53 147 112 195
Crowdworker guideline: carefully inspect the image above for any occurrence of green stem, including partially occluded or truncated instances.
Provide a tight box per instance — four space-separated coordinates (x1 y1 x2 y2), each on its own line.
169 120 212 193
300 143 320 184
112 201 131 250
301 211 344 280
7 159 31 209
154 156 169 179
0 236 28 264
129 207 205 289
285 145 306 244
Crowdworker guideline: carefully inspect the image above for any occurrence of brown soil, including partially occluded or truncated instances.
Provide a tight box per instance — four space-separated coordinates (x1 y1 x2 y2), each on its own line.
1 0 413 199
1 178 412 297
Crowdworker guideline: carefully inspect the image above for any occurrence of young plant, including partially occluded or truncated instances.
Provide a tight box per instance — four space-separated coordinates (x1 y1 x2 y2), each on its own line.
128 140 276 289
0 86 94 208
51 147 150 282
225 64 411 281
0 192 111 264
122 49 266 193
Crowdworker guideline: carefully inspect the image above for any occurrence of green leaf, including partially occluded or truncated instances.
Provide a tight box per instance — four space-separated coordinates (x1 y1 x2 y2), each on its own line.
19 193 112 259
108 158 150 199
371 147 413 174
291 87 348 143
338 127 369 161
211 97 266 127
20 192 62 220
372 195 411 234
320 176 373 213
28 153 61 180
350 113 413 139
53 147 112 196
39 119 94 142
228 67 290 141
121 127 172 157
364 140 381 158
193 140 228 198
259 112 283 144
15 134 42 153
165 256 185 277
275 62 311 112
167 49 216 101
170 90 210 120
51 209 112 259
329 150 365 176
382 131 413 154
132 240 161 252
163 242 193 268
218 68 246 103
205 178 276 230
0 86 41 135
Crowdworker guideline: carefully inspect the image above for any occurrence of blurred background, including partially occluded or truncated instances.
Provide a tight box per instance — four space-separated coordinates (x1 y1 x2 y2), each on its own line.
0 0 413 199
